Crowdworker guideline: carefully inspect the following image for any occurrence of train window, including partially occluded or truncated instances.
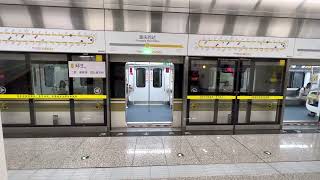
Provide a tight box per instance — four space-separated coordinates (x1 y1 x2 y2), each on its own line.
288 72 304 88
136 68 146 87
44 66 55 87
153 68 162 88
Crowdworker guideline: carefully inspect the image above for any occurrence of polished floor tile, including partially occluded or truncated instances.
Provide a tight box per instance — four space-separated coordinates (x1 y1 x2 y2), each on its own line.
162 136 190 148
136 136 164 149
133 148 167 166
4 133 320 170
164 145 200 165
107 136 137 149
98 147 135 167
191 146 232 164
209 135 263 163
8 161 320 180
233 133 320 162
185 136 217 147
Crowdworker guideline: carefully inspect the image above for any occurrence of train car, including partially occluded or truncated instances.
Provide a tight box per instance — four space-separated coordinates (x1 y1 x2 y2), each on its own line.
125 62 174 124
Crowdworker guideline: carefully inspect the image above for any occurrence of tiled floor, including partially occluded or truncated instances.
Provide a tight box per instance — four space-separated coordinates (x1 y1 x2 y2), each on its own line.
4 133 320 169
4 133 320 179
7 161 320 180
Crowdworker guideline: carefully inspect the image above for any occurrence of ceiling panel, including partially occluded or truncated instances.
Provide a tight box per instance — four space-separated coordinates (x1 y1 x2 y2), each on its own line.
0 5 33 27
0 0 104 8
1 0 320 19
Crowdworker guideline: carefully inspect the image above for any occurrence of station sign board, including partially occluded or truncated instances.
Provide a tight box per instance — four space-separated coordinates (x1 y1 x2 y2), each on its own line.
0 27 105 53
188 34 295 58
68 61 106 78
294 38 320 59
105 31 188 55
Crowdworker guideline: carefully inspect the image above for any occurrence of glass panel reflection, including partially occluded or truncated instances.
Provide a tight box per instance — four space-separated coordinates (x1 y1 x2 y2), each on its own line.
0 54 29 94
240 61 251 93
238 100 249 124
189 100 215 123
190 60 217 93
218 61 234 93
74 100 104 124
250 100 277 122
34 101 70 125
217 100 232 124
32 64 69 95
254 61 285 93
1 101 30 124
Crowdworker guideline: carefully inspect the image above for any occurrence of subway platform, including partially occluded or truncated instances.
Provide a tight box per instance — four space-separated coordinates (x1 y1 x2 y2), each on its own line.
4 133 320 179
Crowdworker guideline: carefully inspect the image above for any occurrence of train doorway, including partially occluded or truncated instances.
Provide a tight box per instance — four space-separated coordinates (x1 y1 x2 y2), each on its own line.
125 62 174 124
283 60 320 130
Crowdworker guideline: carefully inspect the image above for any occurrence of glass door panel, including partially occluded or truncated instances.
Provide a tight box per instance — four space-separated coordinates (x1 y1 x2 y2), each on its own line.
31 59 70 126
188 58 286 125
189 100 215 123
217 100 233 124
32 64 69 95
71 55 106 125
188 59 236 125
190 60 217 93
253 61 285 94
218 60 235 93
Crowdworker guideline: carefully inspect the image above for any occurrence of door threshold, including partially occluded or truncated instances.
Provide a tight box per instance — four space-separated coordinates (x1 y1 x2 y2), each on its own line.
111 127 181 132
127 122 172 128
127 122 172 124
283 120 318 123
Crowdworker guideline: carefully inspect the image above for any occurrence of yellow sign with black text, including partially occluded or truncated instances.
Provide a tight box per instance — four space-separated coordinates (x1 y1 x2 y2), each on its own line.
187 95 236 100
0 94 107 100
187 95 283 100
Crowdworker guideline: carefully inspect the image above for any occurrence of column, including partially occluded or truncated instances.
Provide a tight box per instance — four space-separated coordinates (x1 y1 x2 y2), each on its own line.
0 111 8 180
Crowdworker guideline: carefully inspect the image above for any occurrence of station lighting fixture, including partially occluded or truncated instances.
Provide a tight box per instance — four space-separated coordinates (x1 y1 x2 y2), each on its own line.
143 47 153 54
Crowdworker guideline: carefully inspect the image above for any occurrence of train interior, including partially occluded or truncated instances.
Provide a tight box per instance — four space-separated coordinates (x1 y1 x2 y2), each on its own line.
284 62 320 128
125 62 174 124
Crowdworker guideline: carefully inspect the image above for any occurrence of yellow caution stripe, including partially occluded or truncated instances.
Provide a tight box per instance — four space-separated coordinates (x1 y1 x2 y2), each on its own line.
187 95 283 100
237 96 283 100
187 95 236 100
0 94 107 100
144 44 184 48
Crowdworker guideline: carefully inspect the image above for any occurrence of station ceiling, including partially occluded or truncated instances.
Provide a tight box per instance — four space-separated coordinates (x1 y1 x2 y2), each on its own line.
1 0 320 19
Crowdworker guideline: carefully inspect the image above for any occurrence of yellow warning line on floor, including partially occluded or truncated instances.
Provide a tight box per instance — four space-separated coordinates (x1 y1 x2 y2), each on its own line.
0 94 107 100
187 95 236 100
237 96 283 100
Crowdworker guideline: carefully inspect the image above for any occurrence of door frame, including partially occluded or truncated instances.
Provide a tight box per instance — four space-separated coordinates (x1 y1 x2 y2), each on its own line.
124 61 175 125
282 59 320 128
